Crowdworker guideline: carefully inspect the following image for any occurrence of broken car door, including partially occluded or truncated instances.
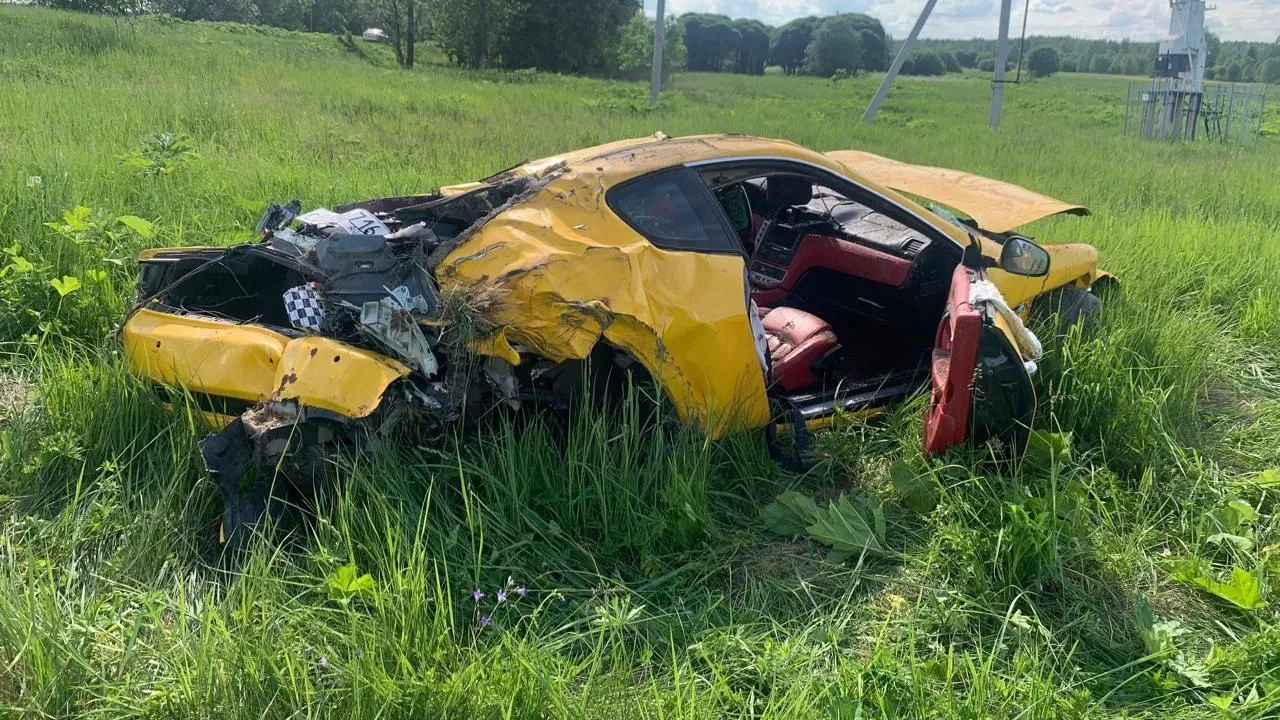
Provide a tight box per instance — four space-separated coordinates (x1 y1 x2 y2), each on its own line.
923 262 1036 455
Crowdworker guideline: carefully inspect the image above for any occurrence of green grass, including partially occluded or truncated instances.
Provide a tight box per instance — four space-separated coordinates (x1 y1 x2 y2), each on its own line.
3 6 1280 718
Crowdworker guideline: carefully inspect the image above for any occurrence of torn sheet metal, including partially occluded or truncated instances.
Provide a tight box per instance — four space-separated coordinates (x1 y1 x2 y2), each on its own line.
971 278 1043 361
359 297 439 377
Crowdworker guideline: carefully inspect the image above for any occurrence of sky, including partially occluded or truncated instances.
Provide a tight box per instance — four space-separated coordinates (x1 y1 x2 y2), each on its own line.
641 0 1279 43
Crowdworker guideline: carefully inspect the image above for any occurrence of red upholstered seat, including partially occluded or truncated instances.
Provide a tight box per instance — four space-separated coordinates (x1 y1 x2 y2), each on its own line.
759 307 839 392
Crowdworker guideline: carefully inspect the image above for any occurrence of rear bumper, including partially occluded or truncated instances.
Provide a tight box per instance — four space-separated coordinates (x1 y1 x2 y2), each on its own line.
122 307 410 421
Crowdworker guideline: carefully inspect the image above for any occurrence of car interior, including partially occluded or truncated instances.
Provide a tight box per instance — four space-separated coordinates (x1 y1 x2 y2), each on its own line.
699 166 965 415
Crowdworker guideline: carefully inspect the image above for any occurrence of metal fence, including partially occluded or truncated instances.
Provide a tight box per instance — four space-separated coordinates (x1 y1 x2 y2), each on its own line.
1124 79 1266 145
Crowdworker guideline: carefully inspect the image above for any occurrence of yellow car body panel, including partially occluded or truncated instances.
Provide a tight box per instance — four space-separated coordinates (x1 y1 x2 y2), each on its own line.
823 150 1089 234
123 307 410 418
437 134 1101 434
124 134 1106 438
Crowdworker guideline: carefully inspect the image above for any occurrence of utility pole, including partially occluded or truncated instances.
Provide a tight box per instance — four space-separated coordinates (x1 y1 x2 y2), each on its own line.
990 0 1014 129
649 0 666 108
862 0 938 122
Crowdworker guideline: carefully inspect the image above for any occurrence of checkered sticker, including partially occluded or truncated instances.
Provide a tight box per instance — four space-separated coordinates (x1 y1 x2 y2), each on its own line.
283 284 325 332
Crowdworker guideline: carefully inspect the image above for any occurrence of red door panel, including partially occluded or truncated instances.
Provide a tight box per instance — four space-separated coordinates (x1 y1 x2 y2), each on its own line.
923 264 982 455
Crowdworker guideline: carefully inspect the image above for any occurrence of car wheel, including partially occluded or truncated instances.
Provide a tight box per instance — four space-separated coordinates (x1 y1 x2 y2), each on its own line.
1031 284 1101 331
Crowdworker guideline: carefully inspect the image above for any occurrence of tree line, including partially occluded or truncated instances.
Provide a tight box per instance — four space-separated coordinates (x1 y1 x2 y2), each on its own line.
914 34 1280 84
679 13 890 77
29 0 1280 85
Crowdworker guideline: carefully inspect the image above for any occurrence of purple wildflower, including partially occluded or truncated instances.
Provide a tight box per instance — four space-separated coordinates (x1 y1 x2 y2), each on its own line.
480 615 492 628
515 586 527 598
496 590 508 603
472 588 485 602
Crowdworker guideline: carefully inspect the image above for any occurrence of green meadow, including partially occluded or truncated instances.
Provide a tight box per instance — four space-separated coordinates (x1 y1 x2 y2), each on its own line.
2 6 1280 717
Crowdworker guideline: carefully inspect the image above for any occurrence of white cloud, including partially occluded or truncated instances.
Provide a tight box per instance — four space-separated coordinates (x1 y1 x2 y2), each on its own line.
643 0 1277 42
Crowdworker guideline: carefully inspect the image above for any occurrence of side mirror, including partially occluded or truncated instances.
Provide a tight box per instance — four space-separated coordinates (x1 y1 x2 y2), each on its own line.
999 236 1050 277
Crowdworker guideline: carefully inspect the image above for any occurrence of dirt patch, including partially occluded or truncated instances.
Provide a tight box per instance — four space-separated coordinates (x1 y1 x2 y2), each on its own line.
0 371 34 423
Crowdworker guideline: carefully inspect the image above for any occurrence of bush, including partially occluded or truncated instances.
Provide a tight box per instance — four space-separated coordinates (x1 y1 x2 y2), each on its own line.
906 50 945 76
1260 57 1280 84
978 57 995 72
1061 57 1078 73
1027 46 1060 78
940 51 960 73
804 16 863 77
955 49 978 68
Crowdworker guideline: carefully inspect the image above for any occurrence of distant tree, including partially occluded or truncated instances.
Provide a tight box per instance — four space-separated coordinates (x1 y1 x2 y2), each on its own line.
681 13 740 71
900 57 916 75
1261 57 1280 84
769 17 818 74
497 0 636 74
1110 57 1125 75
1091 55 1112 74
905 50 945 76
841 14 888 71
1060 56 1078 73
955 49 979 68
1027 46 1061 77
1225 61 1243 82
1205 31 1221 67
428 0 505 68
978 56 996 72
733 18 771 75
803 15 863 77
940 51 960 73
608 11 685 79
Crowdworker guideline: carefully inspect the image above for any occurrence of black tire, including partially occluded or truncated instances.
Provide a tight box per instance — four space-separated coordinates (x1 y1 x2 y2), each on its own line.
1031 284 1101 331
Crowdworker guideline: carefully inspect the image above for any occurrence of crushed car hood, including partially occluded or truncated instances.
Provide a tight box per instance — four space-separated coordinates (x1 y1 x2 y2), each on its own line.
824 150 1089 234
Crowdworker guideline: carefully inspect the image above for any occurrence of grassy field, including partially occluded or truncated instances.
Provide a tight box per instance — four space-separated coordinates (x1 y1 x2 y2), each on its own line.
3 6 1280 718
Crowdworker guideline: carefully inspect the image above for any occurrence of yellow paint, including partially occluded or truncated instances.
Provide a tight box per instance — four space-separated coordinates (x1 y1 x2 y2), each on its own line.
126 134 1105 436
123 308 409 419
440 134 1103 434
824 150 1088 234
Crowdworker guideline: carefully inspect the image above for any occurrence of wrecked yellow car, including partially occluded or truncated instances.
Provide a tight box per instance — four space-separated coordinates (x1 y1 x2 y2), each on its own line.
122 134 1108 540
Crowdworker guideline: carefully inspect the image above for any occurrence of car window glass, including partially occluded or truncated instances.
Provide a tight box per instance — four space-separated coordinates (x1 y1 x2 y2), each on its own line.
609 167 741 254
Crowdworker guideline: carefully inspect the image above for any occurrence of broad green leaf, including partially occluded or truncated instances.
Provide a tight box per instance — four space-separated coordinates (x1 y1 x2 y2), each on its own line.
1026 430 1072 467
1207 694 1233 711
49 275 81 297
1227 499 1259 524
327 563 375 596
1205 533 1254 551
805 492 886 557
1199 499 1258 540
760 490 822 538
890 462 940 513
7 255 33 274
1173 558 1266 610
64 205 92 230
116 215 155 238
1257 469 1280 488
86 269 108 284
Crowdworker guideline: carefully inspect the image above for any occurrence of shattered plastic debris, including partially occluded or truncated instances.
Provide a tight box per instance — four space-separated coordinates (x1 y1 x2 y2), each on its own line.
296 208 390 236
283 284 326 332
358 297 439 377
257 200 302 235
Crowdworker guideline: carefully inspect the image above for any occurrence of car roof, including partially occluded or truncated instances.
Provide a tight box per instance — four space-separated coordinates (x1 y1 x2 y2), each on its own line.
472 134 853 190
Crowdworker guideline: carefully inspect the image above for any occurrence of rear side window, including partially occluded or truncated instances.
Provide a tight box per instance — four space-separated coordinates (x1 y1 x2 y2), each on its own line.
608 167 741 254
